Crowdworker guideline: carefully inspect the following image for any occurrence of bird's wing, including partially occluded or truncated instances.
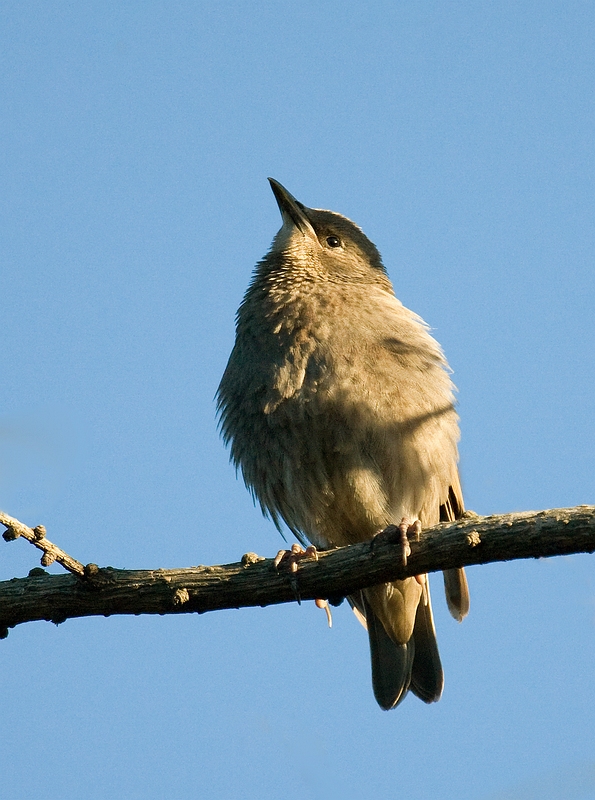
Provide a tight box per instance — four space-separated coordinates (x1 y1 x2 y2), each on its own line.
440 475 470 621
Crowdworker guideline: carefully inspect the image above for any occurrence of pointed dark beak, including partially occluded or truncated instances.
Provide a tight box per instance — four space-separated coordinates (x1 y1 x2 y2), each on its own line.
268 178 314 235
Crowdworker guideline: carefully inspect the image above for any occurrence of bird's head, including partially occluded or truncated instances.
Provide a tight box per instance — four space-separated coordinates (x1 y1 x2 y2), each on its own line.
267 178 389 285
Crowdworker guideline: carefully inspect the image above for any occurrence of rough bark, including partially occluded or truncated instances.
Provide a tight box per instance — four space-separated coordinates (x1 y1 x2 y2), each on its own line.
1 505 594 637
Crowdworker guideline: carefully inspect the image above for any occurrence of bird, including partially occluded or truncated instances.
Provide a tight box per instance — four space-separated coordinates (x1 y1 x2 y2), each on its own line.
217 179 469 709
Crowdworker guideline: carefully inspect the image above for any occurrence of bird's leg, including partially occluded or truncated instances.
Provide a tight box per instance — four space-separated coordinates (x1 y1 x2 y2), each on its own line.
273 543 332 626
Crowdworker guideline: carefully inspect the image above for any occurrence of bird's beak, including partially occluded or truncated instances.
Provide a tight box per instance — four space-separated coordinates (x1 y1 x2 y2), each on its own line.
268 178 315 237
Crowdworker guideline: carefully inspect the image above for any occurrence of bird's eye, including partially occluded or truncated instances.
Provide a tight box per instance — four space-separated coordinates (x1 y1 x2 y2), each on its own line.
326 235 341 248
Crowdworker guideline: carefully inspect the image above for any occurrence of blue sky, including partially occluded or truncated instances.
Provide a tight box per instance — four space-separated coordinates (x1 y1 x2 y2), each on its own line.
1 2 594 798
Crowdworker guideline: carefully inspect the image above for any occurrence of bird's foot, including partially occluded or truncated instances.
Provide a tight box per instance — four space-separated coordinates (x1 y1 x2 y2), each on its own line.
273 544 331 625
315 597 333 628
397 517 422 566
396 518 426 587
273 542 318 572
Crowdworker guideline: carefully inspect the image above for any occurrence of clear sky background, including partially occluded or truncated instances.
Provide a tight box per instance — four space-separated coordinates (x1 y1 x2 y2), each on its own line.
1 2 594 799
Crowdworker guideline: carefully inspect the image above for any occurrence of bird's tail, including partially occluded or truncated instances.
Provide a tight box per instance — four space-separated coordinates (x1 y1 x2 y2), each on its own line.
352 578 443 709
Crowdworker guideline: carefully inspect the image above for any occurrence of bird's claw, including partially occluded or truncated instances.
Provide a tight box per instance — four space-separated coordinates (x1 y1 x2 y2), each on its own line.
273 543 318 573
398 517 421 566
274 544 330 624
315 598 333 628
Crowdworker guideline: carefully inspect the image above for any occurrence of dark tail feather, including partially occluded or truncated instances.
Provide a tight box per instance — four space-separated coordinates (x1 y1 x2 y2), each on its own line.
409 588 444 703
360 592 414 710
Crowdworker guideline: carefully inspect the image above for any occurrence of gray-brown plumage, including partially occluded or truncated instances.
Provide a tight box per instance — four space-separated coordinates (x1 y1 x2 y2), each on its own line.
217 179 469 709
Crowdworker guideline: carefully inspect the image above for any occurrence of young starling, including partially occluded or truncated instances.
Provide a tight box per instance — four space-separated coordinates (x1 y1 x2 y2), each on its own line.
217 179 469 709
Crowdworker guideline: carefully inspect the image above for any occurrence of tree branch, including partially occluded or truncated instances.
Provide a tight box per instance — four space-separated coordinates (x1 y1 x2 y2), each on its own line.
0 510 85 575
1 505 594 638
